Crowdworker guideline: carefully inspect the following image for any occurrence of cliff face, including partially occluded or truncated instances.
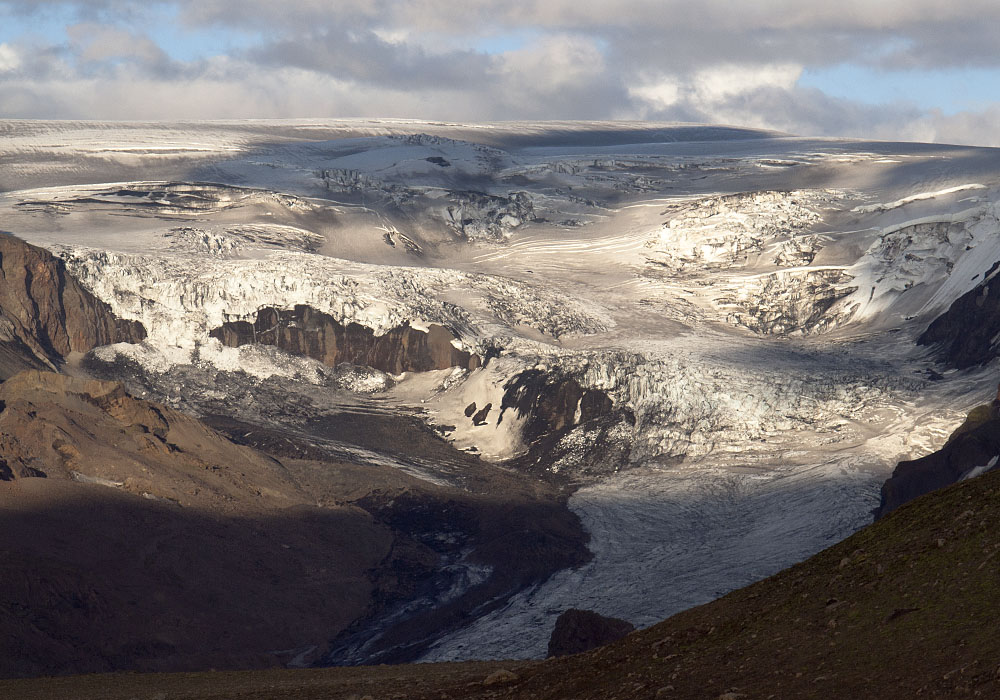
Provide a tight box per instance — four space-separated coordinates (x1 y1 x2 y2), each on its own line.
209 305 480 374
917 260 1000 368
496 368 633 476
0 233 146 377
876 413 1000 519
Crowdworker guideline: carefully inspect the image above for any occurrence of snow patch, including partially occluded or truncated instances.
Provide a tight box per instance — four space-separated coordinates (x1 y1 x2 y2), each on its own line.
851 184 986 214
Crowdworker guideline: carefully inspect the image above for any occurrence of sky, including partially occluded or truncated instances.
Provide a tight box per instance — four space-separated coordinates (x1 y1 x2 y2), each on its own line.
1 1 999 146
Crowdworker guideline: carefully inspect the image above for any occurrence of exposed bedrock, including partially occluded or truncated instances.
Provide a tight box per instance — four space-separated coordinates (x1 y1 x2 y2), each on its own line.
546 609 635 658
0 369 292 495
0 233 146 378
499 369 635 476
918 260 1000 369
17 182 315 216
876 410 1000 519
209 305 480 374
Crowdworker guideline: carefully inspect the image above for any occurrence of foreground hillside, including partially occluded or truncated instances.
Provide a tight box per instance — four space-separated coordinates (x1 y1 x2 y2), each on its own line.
6 430 1000 698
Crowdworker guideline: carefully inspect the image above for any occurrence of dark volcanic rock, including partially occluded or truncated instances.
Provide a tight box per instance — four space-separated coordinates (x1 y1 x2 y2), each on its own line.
210 305 479 374
498 369 634 476
876 414 1000 518
547 608 634 658
918 260 1000 368
499 370 615 442
472 402 492 426
0 233 145 378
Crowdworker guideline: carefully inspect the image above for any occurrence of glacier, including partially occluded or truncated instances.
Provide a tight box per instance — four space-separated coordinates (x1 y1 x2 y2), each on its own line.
2 119 999 660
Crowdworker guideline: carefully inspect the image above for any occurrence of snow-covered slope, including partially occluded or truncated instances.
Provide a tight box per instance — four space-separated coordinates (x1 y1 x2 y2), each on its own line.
2 119 999 661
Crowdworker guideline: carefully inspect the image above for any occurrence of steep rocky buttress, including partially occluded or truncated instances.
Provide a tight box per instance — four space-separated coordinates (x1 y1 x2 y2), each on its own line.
918 259 1000 368
0 233 146 378
876 408 1000 518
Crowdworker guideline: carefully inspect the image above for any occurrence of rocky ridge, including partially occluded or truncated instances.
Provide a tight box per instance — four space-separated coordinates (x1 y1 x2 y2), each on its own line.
0 233 145 378
210 305 480 374
918 259 1000 368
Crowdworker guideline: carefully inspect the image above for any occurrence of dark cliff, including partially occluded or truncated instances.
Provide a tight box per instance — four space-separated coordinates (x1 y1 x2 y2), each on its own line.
876 411 1000 519
0 233 146 378
498 369 634 477
209 305 479 374
918 260 1000 369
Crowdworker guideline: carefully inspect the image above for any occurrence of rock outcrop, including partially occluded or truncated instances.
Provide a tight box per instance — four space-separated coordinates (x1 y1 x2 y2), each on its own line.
876 411 1000 518
0 369 296 503
547 608 634 658
917 260 1000 368
0 233 145 378
210 305 479 374
499 370 615 442
498 369 634 476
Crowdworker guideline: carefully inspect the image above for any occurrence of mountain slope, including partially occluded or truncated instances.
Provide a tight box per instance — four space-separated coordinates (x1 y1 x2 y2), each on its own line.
0 368 589 677
9 443 1000 697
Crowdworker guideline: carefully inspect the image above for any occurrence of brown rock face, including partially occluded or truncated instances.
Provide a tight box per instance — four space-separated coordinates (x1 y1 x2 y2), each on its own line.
0 369 400 677
0 233 145 378
210 305 479 374
547 608 635 658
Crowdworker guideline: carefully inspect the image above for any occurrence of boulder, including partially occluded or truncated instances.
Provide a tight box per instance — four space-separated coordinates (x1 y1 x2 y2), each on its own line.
547 608 634 658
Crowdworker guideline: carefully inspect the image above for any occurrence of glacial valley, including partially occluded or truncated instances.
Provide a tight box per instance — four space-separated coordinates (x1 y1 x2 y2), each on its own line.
2 119 1000 670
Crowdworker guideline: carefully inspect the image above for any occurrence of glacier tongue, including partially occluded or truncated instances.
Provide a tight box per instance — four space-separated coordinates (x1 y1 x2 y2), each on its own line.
421 456 885 661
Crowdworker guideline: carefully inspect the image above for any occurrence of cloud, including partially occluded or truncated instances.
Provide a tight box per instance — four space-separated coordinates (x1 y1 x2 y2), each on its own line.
0 43 21 73
247 29 493 90
66 22 170 68
2 0 1000 146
